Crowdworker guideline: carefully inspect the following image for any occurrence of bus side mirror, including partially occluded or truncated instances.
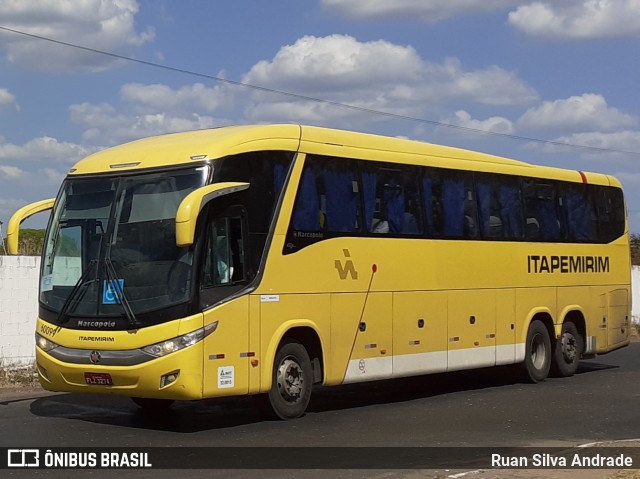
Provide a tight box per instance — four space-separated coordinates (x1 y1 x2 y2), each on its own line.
6 198 55 255
175 182 249 247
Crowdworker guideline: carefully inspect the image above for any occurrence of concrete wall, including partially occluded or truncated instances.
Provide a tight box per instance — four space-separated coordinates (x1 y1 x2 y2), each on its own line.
0 256 40 368
0 257 639 368
633 265 640 324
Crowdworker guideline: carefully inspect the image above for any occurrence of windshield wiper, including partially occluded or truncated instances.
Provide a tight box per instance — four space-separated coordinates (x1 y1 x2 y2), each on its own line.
104 258 141 329
56 259 99 324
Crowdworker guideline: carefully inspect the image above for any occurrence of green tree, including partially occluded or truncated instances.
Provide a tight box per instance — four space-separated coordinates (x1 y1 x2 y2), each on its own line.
17 228 46 256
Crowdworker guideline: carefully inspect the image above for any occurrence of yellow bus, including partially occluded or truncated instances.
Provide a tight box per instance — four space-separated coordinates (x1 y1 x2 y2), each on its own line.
8 124 631 419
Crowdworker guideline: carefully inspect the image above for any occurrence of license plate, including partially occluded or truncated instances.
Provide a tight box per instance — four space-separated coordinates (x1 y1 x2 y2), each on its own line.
84 372 113 386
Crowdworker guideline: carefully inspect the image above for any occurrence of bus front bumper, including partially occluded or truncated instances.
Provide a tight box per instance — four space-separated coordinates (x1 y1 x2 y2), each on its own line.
35 343 204 401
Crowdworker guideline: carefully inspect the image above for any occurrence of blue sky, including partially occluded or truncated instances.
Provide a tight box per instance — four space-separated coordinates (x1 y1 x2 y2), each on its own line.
1 0 640 232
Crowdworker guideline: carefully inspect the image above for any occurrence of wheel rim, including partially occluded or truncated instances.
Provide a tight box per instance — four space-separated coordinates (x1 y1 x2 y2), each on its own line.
561 332 577 363
530 332 547 370
276 356 305 404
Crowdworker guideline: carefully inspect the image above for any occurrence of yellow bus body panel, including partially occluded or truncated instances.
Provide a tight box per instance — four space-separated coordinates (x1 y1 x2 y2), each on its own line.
27 124 631 403
69 125 302 175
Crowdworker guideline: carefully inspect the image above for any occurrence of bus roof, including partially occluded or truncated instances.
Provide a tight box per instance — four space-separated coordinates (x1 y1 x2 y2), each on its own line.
68 124 617 187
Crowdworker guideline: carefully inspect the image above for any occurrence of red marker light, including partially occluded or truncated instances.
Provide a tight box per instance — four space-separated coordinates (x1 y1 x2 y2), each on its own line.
372 264 378 273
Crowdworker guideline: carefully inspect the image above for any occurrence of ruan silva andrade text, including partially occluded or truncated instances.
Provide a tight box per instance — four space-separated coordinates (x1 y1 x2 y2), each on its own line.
492 453 632 468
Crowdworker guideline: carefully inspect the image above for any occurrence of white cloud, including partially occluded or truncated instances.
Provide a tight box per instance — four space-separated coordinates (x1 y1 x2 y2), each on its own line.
508 0 640 39
0 0 154 72
321 0 525 22
0 165 26 178
70 102 223 144
0 88 17 108
322 0 640 40
245 34 425 94
441 110 515 136
120 82 232 114
241 35 538 124
556 130 640 152
434 58 538 106
39 167 66 186
518 94 638 132
0 136 92 163
66 35 537 141
524 130 640 164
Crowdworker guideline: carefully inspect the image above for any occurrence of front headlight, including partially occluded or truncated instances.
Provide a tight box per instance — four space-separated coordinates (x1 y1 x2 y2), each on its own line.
141 321 218 358
35 333 59 352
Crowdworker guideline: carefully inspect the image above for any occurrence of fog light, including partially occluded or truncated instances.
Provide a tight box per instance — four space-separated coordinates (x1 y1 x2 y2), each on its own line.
160 370 180 388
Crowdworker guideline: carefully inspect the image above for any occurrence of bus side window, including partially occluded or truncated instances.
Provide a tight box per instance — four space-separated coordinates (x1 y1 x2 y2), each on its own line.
476 174 523 240
524 181 562 241
202 215 246 287
291 156 360 234
322 159 360 233
363 166 422 235
438 170 476 239
422 169 443 237
594 185 625 243
291 165 321 232
563 184 596 242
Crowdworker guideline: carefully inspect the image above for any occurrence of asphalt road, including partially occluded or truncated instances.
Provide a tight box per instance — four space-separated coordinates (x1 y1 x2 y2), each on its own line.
1 343 639 478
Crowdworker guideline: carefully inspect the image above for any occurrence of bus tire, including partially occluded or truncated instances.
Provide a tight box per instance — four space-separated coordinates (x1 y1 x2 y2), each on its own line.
267 339 312 420
523 320 551 383
131 397 174 412
551 321 583 377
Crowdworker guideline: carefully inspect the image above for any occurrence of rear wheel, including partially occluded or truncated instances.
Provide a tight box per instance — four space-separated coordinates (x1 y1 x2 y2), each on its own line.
265 339 312 420
551 321 583 377
523 320 551 383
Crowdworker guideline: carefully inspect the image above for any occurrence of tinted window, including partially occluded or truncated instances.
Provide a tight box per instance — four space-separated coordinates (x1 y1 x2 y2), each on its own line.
561 183 597 242
593 185 625 243
425 169 476 239
523 180 564 241
362 164 422 235
476 174 524 240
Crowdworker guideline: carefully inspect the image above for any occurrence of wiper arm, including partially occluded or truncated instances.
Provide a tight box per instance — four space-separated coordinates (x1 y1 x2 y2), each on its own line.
56 259 98 324
104 258 141 329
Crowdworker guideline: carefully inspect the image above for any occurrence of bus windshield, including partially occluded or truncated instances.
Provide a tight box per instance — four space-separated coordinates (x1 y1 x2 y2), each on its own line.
40 166 209 324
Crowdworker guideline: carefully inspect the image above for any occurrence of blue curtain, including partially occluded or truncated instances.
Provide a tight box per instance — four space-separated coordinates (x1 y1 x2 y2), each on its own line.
476 182 492 237
422 177 434 235
325 169 358 232
291 167 320 231
566 190 594 241
273 162 287 195
442 179 464 237
499 185 523 239
538 199 561 240
362 171 377 232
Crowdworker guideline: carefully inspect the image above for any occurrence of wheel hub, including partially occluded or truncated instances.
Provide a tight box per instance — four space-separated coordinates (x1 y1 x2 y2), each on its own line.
561 333 577 362
276 358 304 402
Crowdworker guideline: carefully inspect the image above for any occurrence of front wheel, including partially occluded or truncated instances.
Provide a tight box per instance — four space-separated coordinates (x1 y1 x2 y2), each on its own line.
266 339 313 420
522 320 551 383
551 321 583 377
